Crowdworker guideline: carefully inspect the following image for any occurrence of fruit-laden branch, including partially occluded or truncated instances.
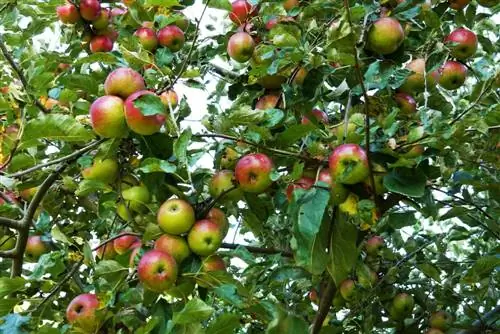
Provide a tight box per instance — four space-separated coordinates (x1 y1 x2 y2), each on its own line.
221 242 292 257
4 139 107 179
0 36 49 114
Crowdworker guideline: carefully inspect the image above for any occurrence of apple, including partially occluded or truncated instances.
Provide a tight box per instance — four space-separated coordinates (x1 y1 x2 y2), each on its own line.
154 234 191 264
339 279 356 301
66 293 100 332
401 144 425 158
104 67 146 99
477 0 496 7
334 113 364 144
234 153 274 193
124 90 166 135
438 60 467 90
329 144 369 185
394 92 417 114
117 201 134 221
425 330 444 334
113 234 140 255
227 32 255 63
89 95 128 138
173 12 189 31
0 235 16 251
429 311 453 331
79 0 101 22
202 254 226 272
89 35 113 53
220 147 239 169
187 219 224 256
25 236 49 260
449 0 470 10
96 242 117 260
309 288 318 304
283 0 299 11
366 17 404 55
339 193 358 216
56 4 80 24
301 108 329 125
209 170 243 201
98 27 119 42
122 184 150 213
160 90 178 109
258 75 287 89
206 208 229 237
229 0 253 25
392 293 414 315
399 58 437 93
286 176 314 201
157 198 195 235
135 27 158 51
365 235 384 255
265 16 279 30
92 8 110 30
358 269 378 288
445 28 477 60
137 249 178 292
157 25 185 52
19 187 37 201
82 158 119 184
292 67 308 85
255 94 280 110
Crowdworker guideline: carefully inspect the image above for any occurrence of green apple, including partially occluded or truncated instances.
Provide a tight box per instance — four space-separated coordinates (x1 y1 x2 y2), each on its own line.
187 219 223 256
121 184 150 213
209 170 243 201
157 199 195 235
82 159 119 184
339 279 356 301
429 311 453 331
391 293 414 317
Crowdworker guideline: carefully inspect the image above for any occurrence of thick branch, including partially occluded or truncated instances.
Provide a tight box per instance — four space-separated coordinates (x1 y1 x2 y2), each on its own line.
311 279 336 334
0 217 22 230
0 249 16 258
221 242 292 257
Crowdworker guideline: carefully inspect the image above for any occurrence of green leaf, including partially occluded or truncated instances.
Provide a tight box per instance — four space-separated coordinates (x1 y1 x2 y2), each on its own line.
75 179 112 197
134 94 166 116
267 308 309 334
0 277 25 298
289 187 330 274
206 313 241 334
29 252 66 280
213 284 245 308
155 48 174 67
261 108 285 128
94 260 128 284
138 157 177 174
75 53 120 65
174 129 192 166
0 299 20 316
172 298 214 325
417 263 441 282
206 0 231 11
384 212 417 229
383 168 427 198
276 124 316 146
21 114 95 145
328 212 358 286
144 0 180 7
462 255 500 284
0 314 30 334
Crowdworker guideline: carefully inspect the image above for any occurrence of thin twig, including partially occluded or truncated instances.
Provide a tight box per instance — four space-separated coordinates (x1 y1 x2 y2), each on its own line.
92 232 142 252
449 80 494 126
220 242 292 257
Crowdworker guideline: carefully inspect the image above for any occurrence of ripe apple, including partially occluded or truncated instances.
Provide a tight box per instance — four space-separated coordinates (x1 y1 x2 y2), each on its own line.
79 0 101 21
82 158 119 184
339 279 356 301
19 187 38 201
122 184 150 213
157 198 195 235
66 293 100 332
202 254 226 272
392 293 414 315
301 108 329 125
286 176 314 201
220 147 239 169
255 94 280 110
283 0 299 11
160 90 178 109
206 208 229 237
366 17 404 55
124 90 166 135
399 58 437 93
425 329 444 334
209 170 243 201
394 92 417 114
92 8 110 30
25 235 49 261
157 25 185 52
155 234 191 264
429 311 453 331
449 0 470 10
187 219 224 256
135 27 158 51
113 234 140 255
445 27 477 60
96 242 117 260
138 249 178 292
329 144 369 185
438 60 467 90
56 4 80 24
365 235 384 255
89 95 128 138
235 153 274 193
90 35 113 53
104 67 146 99
98 27 119 42
258 75 287 89
227 32 255 63
229 0 253 25
292 67 308 85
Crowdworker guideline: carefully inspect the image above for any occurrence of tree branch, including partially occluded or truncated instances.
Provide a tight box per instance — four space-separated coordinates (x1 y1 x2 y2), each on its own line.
92 232 142 252
0 217 22 230
0 249 16 258
458 305 500 334
220 242 292 257
311 278 335 334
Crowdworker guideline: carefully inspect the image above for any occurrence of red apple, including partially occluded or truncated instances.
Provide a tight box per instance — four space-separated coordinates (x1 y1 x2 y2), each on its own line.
187 219 224 256
104 67 146 99
113 234 140 255
92 8 110 30
25 235 50 261
89 95 128 138
157 199 196 235
229 0 253 25
394 92 417 114
339 279 356 301
157 25 185 52
255 94 279 110
80 0 101 21
227 32 255 63
135 27 158 51
202 254 226 272
234 153 274 193
56 4 80 24
366 17 405 55
438 60 467 90
398 58 437 93
309 288 319 304
160 90 178 109
96 242 116 260
429 311 453 331
209 170 243 201
121 184 150 213
66 293 100 332
449 0 470 10
206 208 229 237
89 35 113 53
301 108 329 125
365 235 384 255
154 234 191 264
292 67 308 85
99 27 119 42
137 249 178 292
124 90 165 135
286 176 314 201
283 0 299 11
445 27 477 60
329 144 369 185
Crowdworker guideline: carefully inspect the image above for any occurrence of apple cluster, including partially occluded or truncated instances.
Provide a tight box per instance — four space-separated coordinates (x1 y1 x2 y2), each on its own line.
56 0 125 53
134 20 187 54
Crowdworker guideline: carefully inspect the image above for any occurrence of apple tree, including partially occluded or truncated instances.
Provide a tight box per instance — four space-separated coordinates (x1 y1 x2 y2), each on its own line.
0 0 498 333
